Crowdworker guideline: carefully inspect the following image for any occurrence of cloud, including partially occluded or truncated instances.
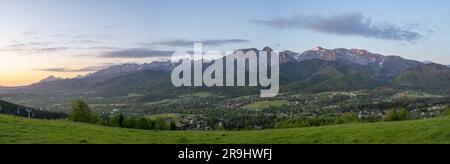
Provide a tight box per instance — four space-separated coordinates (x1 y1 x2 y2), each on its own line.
6 44 27 48
104 24 118 29
35 47 69 53
96 34 113 40
6 42 51 48
21 30 38 36
249 12 422 41
28 42 52 46
72 40 101 44
50 34 69 38
85 46 119 50
101 48 175 58
141 39 250 47
73 34 89 39
1 40 68 54
3 46 68 53
35 65 110 73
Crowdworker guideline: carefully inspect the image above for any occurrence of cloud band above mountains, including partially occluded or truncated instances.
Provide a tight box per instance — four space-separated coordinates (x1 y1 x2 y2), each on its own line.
141 39 250 47
35 65 109 73
102 39 250 58
249 12 422 41
101 48 175 58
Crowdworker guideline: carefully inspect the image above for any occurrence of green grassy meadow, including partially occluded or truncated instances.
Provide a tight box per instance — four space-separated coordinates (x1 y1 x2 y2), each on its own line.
1 114 450 144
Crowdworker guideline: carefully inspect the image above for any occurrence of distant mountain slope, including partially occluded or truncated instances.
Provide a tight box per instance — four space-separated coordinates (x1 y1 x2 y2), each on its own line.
92 59 385 98
81 61 172 84
393 63 450 94
39 76 64 83
25 78 93 94
1 61 174 94
3 47 450 97
297 47 422 78
94 70 172 97
280 59 382 93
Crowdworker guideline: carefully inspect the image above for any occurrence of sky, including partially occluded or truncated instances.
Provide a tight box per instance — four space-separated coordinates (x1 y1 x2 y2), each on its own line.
0 0 449 86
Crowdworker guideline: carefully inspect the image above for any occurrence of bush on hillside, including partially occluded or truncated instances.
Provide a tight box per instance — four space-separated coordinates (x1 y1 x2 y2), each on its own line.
69 100 97 123
385 108 410 121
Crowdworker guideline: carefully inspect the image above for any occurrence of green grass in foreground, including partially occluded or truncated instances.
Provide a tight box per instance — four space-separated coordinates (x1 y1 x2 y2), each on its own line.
1 114 450 144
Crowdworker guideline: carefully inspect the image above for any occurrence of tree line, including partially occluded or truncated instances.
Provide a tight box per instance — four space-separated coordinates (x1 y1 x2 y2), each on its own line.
69 100 177 130
0 100 67 119
68 99 450 131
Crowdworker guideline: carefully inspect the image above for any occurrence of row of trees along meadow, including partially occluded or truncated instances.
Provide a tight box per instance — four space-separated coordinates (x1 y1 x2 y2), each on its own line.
69 100 177 130
0 100 67 119
68 99 450 131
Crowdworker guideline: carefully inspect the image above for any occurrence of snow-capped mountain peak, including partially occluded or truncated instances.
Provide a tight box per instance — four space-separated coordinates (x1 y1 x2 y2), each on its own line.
262 47 273 52
80 61 172 83
422 60 435 64
296 47 423 77
311 46 326 51
40 76 64 83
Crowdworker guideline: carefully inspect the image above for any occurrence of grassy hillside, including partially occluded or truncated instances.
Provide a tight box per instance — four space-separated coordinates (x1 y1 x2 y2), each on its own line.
1 114 450 144
394 63 450 94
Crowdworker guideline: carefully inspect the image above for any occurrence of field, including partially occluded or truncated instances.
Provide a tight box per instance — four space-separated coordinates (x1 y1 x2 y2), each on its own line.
242 100 288 110
1 114 450 144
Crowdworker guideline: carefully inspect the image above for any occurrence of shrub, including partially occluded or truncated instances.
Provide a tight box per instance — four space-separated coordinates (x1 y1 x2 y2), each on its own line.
385 108 410 121
170 121 177 130
398 108 410 120
136 117 149 130
69 100 96 123
110 114 125 127
341 112 360 123
442 106 450 116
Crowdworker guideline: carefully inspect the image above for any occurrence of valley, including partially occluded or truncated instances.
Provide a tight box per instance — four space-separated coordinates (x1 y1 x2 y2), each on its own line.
1 47 449 132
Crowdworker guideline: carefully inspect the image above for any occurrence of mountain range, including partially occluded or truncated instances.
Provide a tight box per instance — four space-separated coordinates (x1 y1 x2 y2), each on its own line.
2 47 450 99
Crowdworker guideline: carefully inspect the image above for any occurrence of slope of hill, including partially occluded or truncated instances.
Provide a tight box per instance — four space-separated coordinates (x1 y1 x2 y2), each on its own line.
81 61 172 84
94 70 173 97
393 63 450 94
297 47 423 78
90 59 386 99
1 113 450 144
39 76 64 83
91 59 381 98
280 59 383 93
